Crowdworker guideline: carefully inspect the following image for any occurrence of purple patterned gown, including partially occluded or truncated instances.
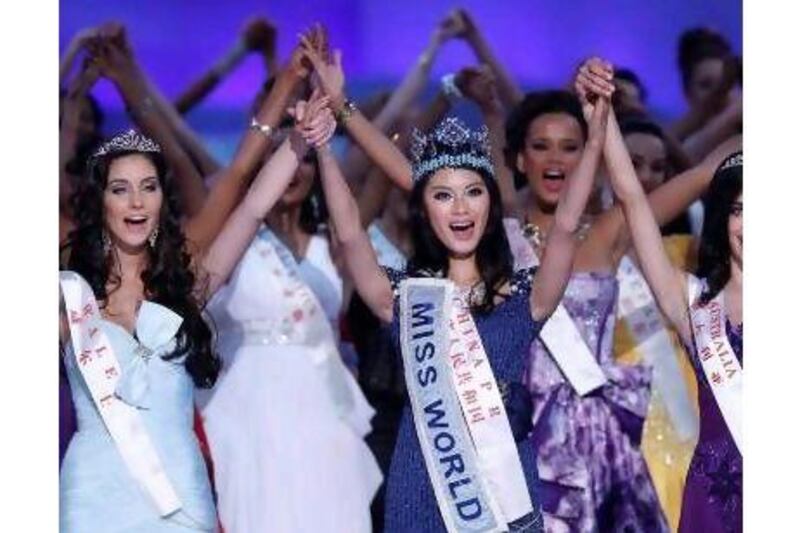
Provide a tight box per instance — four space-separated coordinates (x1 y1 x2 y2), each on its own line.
678 319 742 533
524 273 668 532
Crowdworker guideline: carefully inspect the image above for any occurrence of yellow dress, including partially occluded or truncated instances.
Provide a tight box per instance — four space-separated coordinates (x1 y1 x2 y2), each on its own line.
614 235 699 532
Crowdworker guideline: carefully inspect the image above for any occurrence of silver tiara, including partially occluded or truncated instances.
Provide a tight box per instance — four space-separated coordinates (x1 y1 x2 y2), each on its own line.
92 129 162 158
718 152 742 172
410 117 494 183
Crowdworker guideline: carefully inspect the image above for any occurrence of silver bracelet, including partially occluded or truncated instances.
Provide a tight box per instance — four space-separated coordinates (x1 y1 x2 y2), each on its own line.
440 73 464 104
249 117 273 138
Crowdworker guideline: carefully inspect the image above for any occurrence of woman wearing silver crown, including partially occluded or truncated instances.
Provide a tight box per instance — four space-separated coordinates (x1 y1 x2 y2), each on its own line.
58 75 336 532
300 35 611 532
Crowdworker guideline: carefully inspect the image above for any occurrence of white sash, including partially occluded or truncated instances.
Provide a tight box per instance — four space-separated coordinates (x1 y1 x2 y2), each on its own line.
503 218 607 395
399 278 535 532
59 271 182 517
616 256 698 440
687 275 743 452
252 229 358 421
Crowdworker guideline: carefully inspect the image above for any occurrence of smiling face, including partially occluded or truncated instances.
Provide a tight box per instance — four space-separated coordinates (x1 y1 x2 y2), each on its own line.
624 132 668 193
728 193 742 266
103 154 163 253
516 112 584 210
422 168 490 258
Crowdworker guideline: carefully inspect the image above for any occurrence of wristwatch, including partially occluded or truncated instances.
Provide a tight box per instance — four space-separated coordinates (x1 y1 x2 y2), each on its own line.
249 117 273 138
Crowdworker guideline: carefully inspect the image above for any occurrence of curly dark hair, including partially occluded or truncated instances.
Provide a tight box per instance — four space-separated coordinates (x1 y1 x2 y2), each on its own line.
697 152 742 303
62 147 220 388
504 90 588 189
407 168 513 314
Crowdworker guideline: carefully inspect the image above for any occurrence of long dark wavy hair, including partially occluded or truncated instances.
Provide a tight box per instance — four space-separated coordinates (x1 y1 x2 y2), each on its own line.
63 145 220 388
407 170 513 314
696 151 742 304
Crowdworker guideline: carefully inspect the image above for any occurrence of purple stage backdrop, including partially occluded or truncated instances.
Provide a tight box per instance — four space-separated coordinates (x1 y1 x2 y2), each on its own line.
61 0 741 156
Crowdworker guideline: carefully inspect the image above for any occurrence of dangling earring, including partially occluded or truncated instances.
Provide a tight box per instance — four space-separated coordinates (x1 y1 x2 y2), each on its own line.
102 230 112 255
148 227 159 249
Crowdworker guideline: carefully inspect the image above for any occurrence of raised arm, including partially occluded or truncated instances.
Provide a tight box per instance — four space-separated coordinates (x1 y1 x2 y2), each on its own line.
340 20 455 190
302 39 414 192
91 38 208 217
681 90 741 164
316 142 394 323
356 90 450 227
604 106 692 341
201 91 335 296
60 60 100 220
357 163 396 228
182 35 312 254
605 131 742 263
574 58 741 264
455 9 524 109
531 95 610 322
174 18 277 115
456 65 520 219
60 27 99 84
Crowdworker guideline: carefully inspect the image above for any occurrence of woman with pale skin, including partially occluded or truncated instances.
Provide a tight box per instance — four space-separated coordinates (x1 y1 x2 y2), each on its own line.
611 115 702 531
581 58 743 533
61 27 320 251
59 86 334 532
300 32 611 530
58 29 322 469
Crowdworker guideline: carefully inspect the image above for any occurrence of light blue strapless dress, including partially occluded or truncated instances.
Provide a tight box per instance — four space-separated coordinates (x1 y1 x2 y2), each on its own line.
60 301 217 532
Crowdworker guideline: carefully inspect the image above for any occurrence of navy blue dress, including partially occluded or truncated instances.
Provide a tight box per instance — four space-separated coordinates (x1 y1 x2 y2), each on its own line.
383 268 546 532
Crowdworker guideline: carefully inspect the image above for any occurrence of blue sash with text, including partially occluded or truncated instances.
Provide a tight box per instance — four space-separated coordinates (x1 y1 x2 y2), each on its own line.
400 279 500 532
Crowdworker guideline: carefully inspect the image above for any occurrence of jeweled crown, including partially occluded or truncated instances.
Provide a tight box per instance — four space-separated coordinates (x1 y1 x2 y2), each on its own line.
718 151 742 173
410 117 494 183
92 129 162 158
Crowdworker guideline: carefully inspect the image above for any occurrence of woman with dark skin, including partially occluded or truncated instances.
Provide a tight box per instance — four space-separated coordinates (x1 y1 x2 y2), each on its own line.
197 117 382 532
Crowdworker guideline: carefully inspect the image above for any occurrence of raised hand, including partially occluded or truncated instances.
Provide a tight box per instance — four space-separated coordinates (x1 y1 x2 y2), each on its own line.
242 17 277 52
586 91 611 148
434 9 469 44
291 89 336 148
574 56 615 119
68 26 101 51
283 25 325 82
89 38 137 85
455 8 478 41
456 65 501 112
301 33 346 109
67 57 101 100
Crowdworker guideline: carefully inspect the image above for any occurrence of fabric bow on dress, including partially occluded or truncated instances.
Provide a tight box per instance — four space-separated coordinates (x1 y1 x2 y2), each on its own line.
115 301 184 409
